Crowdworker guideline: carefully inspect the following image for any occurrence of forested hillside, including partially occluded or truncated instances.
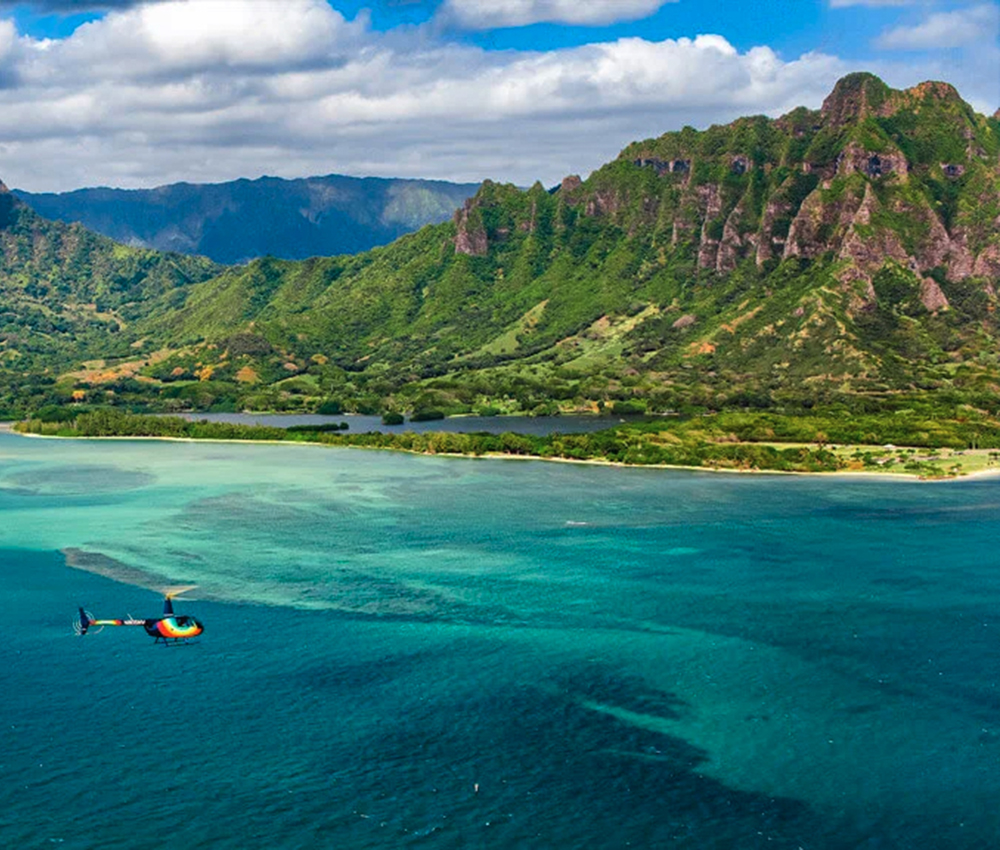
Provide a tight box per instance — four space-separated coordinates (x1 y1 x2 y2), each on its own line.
0 183 221 415
3 73 999 420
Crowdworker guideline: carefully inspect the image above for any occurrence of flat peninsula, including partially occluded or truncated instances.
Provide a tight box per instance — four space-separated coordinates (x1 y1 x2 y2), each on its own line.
14 409 1000 480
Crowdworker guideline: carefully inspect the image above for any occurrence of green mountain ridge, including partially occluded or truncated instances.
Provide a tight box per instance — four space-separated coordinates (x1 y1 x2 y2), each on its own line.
3 73 1000 418
14 174 480 265
0 182 221 403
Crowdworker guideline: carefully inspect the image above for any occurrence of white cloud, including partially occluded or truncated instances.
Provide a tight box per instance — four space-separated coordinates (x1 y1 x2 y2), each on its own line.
0 18 849 191
0 0 993 194
439 0 673 29
42 0 367 80
876 3 999 49
0 17 17 57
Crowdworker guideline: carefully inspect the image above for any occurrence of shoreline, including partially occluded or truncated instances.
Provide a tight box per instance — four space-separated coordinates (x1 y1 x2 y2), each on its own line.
10 427 998 482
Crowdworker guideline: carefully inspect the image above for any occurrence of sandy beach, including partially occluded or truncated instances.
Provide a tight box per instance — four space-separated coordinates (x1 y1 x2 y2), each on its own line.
8 425 1000 481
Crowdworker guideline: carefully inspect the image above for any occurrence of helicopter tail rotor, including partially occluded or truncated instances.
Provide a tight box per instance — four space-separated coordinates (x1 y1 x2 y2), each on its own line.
74 608 103 636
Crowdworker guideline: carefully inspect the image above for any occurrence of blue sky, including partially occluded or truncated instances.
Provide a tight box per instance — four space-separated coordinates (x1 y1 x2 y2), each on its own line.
6 1 989 59
0 0 995 191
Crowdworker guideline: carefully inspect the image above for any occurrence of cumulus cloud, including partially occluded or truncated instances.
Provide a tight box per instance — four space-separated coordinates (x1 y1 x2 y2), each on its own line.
45 0 367 79
438 0 674 29
876 3 999 49
0 0 991 193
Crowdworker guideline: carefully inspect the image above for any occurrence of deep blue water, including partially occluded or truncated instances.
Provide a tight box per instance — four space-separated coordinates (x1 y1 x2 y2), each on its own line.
1 432 998 848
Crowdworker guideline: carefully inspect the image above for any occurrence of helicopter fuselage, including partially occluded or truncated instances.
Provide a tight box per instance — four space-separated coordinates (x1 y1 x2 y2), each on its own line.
145 615 204 641
78 595 204 643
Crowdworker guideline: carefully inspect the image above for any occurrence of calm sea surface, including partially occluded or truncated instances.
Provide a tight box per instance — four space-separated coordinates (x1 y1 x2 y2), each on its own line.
0 431 997 849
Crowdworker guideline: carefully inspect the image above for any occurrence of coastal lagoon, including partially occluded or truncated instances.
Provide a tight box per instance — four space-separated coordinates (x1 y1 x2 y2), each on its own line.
175 411 632 435
1 430 998 848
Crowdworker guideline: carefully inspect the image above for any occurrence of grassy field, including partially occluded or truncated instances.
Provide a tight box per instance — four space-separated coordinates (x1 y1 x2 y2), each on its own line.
757 442 1000 478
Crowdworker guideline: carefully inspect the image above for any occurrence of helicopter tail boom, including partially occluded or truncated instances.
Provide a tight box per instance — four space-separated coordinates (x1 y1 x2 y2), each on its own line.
75 608 146 635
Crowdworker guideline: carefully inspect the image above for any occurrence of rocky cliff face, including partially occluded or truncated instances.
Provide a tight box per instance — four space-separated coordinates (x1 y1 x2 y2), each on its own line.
453 198 489 256
6 73 1000 413
443 73 998 316
327 72 998 401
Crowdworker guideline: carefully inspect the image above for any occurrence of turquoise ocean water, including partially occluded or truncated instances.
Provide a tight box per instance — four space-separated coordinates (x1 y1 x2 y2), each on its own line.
0 430 997 849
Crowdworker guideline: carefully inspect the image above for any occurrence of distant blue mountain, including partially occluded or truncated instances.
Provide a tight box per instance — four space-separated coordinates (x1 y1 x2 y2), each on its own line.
14 174 480 265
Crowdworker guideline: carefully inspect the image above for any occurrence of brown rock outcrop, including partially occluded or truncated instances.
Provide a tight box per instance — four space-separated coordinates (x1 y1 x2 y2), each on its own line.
913 203 952 271
973 243 1000 279
821 73 895 127
907 81 961 103
560 175 582 194
835 142 908 181
756 196 790 266
838 183 909 273
453 201 487 256
585 189 622 217
837 265 878 314
697 184 723 270
783 182 865 261
947 229 976 280
920 277 949 312
716 201 747 273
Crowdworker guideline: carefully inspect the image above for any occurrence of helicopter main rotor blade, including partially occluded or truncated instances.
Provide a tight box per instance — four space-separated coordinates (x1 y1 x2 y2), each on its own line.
159 584 198 599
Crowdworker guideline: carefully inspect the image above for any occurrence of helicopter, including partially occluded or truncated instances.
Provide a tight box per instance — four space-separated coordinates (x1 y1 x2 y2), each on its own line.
76 589 204 645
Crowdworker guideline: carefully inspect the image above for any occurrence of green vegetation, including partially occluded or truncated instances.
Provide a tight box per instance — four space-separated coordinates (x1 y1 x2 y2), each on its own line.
12 410 839 472
2 74 999 429
409 409 446 422
16 405 1000 477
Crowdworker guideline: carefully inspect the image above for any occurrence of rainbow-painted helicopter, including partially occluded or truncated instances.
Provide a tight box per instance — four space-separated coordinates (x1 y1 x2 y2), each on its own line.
76 589 204 645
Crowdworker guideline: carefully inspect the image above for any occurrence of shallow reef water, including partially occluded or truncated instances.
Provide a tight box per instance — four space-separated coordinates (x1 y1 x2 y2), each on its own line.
0 431 998 848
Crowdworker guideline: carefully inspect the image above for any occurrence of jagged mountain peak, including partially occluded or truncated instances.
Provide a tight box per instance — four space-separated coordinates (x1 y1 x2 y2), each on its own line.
820 72 894 126
454 71 998 304
820 74 967 128
904 79 962 102
3 73 999 417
